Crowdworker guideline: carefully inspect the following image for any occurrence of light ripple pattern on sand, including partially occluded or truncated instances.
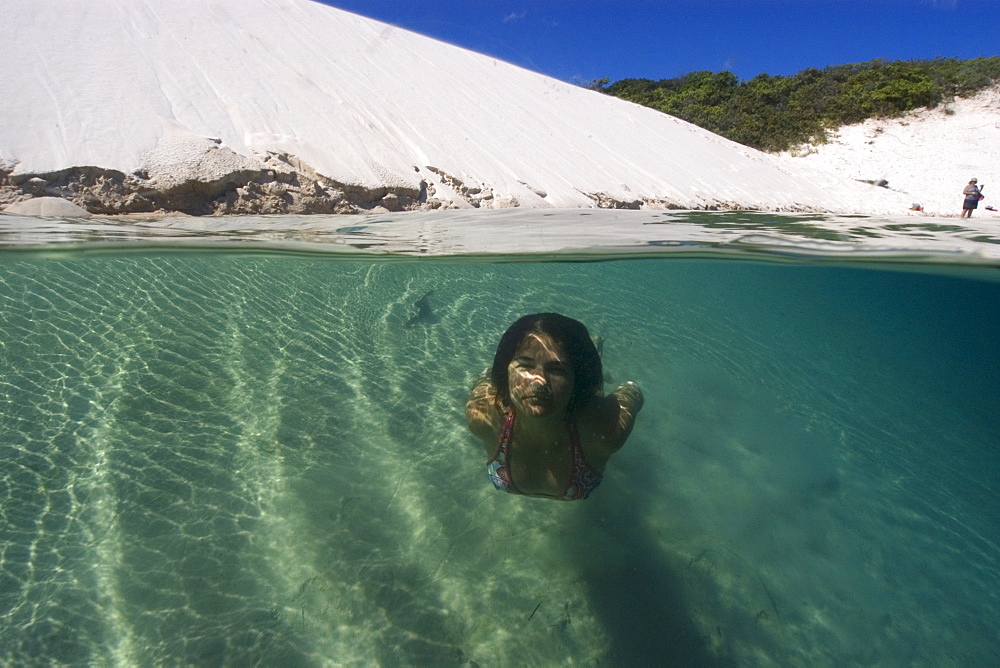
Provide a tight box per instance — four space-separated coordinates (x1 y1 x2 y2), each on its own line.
0 253 997 666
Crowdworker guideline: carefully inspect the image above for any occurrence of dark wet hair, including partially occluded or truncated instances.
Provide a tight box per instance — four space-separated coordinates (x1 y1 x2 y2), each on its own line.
490 313 602 413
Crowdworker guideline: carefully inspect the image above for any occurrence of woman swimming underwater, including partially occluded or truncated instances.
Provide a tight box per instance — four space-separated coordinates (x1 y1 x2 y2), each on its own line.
466 313 644 500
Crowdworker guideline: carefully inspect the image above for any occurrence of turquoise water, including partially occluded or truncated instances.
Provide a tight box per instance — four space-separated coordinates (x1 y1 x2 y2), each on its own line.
1 222 998 665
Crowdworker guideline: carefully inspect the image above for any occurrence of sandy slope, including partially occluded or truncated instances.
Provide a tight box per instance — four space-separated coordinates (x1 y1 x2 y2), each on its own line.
0 0 915 216
783 86 999 218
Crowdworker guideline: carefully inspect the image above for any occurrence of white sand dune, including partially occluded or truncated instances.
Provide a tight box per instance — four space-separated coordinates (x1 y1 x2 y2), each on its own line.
0 0 924 217
784 86 999 218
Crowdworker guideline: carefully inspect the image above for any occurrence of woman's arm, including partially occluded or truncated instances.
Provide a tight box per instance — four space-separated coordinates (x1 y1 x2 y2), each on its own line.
465 376 501 453
588 381 644 456
609 381 644 447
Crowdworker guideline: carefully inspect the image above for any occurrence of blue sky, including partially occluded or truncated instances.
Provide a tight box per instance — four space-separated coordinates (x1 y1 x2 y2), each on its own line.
319 1 1000 83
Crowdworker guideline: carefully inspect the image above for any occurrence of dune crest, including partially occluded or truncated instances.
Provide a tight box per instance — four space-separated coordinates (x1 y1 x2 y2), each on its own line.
0 0 926 216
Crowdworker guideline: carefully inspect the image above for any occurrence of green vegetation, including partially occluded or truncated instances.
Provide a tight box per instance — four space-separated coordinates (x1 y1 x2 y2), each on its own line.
591 57 1000 152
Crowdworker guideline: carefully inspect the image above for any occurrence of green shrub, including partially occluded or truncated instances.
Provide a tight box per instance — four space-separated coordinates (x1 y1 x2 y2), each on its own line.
593 57 1000 152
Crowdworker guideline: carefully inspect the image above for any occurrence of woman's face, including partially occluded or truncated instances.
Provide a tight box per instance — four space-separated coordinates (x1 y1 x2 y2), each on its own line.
507 333 575 419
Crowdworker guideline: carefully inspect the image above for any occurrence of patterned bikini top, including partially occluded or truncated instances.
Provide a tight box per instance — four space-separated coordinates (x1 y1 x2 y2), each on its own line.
486 412 602 501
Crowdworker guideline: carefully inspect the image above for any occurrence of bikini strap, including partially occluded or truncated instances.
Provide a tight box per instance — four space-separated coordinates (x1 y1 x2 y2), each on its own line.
500 411 515 450
486 412 522 495
562 418 602 500
567 418 581 450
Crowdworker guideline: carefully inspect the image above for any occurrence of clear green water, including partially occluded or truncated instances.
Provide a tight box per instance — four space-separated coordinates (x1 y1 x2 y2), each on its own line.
1 250 997 666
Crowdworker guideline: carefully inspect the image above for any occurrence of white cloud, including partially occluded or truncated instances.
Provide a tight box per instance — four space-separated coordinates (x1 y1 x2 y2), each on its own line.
502 11 527 23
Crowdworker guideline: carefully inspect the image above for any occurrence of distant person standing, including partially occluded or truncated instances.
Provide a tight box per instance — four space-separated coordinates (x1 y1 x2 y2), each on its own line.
961 178 982 218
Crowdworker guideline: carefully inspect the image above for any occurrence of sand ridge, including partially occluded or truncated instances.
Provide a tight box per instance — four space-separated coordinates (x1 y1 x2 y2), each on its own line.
0 0 915 217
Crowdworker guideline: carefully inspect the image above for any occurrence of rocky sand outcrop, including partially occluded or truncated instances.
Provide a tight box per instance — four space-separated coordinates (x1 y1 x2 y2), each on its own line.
0 151 426 216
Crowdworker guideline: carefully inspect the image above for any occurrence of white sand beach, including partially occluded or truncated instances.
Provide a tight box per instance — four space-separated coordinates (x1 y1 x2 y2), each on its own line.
784 86 999 218
0 0 994 219
0 0 959 218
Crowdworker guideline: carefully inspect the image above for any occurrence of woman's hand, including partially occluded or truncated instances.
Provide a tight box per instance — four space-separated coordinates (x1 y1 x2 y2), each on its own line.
585 381 644 457
466 376 500 449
